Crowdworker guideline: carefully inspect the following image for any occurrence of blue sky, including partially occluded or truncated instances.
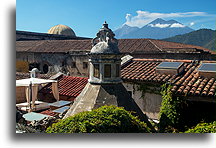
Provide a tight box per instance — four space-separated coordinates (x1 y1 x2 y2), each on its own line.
16 0 216 38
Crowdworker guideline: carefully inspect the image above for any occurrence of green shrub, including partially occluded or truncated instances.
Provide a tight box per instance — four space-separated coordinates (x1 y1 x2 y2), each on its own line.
159 84 186 132
46 105 151 133
184 121 216 133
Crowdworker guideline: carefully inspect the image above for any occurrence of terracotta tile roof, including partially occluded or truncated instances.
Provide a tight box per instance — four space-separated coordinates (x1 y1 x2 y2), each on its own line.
16 72 52 80
118 39 161 53
211 51 216 55
16 39 211 54
121 59 216 97
149 39 210 53
16 40 92 53
16 72 88 98
40 75 88 97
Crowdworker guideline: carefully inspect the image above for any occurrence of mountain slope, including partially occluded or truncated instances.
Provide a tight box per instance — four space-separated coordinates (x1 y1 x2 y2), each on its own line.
114 18 194 39
163 29 216 51
114 24 139 39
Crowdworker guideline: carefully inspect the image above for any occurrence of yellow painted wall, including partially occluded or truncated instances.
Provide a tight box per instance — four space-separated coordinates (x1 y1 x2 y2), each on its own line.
16 60 29 72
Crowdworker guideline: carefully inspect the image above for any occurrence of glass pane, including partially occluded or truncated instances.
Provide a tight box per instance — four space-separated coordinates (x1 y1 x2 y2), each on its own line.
83 62 88 69
116 64 120 77
104 64 111 78
93 64 100 78
198 63 216 72
157 62 183 69
71 62 76 68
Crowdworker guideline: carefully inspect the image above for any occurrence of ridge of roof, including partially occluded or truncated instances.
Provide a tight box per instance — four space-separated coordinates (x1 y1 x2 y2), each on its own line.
201 60 216 63
133 58 194 63
148 39 163 52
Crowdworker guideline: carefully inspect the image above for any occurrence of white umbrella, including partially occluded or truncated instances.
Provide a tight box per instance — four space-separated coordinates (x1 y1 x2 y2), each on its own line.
16 77 57 87
16 77 59 111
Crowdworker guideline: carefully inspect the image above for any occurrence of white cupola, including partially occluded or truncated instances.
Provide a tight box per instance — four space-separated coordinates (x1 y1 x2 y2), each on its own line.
88 21 122 84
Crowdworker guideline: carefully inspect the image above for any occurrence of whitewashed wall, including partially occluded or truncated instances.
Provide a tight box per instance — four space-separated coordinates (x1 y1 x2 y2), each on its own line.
123 82 162 119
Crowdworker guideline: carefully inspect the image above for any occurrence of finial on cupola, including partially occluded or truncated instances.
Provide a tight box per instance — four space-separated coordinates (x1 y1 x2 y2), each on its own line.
103 21 108 28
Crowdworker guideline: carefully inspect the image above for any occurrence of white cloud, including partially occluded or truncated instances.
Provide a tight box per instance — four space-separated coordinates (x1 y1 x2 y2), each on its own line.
190 22 195 26
148 23 170 28
148 23 185 28
124 10 209 27
170 23 185 28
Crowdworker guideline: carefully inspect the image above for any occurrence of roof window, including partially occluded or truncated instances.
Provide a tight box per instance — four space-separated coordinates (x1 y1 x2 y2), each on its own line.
156 62 184 75
198 63 216 79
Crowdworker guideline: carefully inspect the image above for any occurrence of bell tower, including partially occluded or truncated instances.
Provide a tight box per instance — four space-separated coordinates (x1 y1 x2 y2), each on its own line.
88 21 122 84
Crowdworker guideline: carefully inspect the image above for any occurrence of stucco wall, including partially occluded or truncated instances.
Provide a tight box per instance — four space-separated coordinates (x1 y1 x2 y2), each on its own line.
66 54 89 76
16 52 89 77
123 82 162 119
16 86 26 103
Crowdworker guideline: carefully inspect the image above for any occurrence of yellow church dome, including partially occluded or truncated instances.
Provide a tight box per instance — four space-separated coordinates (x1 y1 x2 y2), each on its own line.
48 24 76 37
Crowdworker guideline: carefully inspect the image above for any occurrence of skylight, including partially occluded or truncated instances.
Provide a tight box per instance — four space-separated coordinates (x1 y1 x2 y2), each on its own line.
198 63 216 72
198 63 216 79
156 62 184 75
156 62 183 69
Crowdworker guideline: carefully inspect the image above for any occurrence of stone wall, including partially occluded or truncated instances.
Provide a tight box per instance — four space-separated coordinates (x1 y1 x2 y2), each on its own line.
123 82 162 119
65 52 89 76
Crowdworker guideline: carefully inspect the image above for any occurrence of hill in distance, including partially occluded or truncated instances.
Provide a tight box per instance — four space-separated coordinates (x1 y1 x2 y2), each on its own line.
114 18 194 39
163 29 216 51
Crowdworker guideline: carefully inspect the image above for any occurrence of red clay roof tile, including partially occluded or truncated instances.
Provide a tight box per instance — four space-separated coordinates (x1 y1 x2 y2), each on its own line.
121 58 216 97
40 75 88 97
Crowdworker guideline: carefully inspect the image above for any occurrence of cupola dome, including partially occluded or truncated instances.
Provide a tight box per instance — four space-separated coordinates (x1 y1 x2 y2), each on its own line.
48 24 76 37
